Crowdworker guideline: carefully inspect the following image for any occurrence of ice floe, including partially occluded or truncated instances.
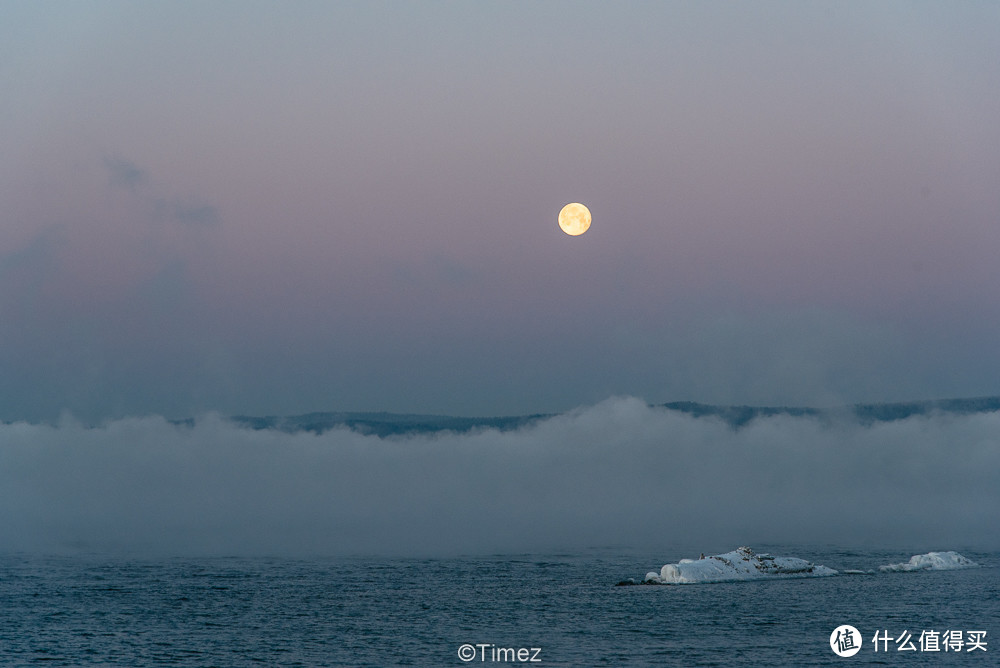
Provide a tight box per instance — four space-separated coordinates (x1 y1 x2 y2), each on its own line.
616 547 984 586
636 546 837 585
879 551 979 572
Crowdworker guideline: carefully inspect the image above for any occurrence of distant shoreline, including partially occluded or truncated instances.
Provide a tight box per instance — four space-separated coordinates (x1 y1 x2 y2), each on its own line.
217 395 1000 437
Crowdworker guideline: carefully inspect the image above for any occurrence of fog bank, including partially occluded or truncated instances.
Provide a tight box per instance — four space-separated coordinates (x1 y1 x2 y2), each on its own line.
2 398 997 556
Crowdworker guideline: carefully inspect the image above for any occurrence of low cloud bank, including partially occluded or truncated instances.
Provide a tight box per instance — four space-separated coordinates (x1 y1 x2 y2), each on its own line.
1 397 997 556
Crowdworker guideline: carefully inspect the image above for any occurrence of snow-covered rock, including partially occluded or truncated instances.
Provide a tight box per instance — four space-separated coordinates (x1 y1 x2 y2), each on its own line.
643 546 837 584
879 551 979 572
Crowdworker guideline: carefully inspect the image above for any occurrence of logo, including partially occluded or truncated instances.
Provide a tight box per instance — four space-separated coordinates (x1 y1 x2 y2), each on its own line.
831 625 862 657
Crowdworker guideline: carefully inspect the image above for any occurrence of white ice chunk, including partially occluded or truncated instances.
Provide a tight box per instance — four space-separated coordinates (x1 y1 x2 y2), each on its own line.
655 546 837 584
879 551 979 572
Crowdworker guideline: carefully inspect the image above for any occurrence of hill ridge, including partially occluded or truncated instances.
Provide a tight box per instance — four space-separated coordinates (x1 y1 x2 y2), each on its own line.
222 395 1000 436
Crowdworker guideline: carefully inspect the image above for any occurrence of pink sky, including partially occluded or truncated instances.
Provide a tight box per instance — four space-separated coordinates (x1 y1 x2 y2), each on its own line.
2 1 999 421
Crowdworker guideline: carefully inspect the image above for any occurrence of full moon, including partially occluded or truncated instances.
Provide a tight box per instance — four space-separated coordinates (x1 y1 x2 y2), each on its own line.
558 202 591 236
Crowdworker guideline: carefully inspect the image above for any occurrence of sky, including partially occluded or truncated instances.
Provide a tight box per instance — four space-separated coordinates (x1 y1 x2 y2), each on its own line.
3 1 1000 423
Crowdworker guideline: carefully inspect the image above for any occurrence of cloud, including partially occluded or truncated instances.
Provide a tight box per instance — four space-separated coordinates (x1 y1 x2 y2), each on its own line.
102 155 221 226
103 157 147 191
1 398 996 557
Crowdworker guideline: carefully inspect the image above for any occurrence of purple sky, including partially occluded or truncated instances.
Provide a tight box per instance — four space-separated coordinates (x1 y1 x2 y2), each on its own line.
3 1 1000 422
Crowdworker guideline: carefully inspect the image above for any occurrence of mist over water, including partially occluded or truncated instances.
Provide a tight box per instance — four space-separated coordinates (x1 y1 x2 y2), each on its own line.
2 397 997 556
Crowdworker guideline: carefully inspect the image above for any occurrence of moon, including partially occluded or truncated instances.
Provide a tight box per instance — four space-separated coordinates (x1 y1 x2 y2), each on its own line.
558 202 591 236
